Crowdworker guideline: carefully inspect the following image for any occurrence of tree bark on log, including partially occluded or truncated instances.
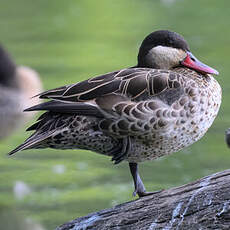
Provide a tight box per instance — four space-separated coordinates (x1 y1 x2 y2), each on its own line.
56 170 230 230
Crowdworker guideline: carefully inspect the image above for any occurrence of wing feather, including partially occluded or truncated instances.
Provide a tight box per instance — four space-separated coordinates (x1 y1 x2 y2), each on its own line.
36 68 184 104
26 68 185 138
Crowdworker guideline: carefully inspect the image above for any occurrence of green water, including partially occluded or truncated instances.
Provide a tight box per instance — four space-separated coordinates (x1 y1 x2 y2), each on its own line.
0 0 229 229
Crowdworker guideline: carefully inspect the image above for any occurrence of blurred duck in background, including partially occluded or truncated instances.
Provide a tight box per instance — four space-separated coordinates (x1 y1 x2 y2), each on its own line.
0 45 42 139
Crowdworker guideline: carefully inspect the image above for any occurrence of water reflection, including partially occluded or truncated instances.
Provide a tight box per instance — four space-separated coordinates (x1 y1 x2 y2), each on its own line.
13 181 32 200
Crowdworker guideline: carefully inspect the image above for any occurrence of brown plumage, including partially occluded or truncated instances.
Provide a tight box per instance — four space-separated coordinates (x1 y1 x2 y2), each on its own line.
9 30 221 197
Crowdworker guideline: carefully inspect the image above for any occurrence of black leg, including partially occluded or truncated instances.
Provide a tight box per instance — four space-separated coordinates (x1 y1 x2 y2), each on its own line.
129 162 146 197
129 162 159 197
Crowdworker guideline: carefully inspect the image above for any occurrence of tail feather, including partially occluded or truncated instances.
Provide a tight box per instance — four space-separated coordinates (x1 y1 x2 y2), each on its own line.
24 100 103 118
9 98 104 155
8 129 62 155
8 140 38 155
26 122 40 131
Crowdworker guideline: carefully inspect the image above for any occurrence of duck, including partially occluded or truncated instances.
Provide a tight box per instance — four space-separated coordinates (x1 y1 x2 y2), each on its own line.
9 30 221 197
0 45 42 139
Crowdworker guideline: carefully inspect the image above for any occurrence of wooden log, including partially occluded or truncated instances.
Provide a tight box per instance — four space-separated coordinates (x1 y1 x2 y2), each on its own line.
56 169 230 230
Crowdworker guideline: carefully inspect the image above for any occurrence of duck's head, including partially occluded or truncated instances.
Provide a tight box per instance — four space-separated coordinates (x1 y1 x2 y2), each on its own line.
0 45 18 88
137 30 218 75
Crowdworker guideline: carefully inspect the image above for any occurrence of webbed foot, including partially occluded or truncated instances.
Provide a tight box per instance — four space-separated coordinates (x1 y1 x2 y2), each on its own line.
129 162 162 198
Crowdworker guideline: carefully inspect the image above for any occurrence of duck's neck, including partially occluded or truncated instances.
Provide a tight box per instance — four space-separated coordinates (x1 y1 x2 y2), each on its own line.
137 56 156 69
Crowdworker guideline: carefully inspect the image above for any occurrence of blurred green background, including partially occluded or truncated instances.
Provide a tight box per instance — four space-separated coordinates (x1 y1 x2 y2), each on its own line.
0 0 229 229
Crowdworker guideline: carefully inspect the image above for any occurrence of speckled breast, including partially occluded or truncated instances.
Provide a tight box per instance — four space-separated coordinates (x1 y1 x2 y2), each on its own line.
126 71 222 163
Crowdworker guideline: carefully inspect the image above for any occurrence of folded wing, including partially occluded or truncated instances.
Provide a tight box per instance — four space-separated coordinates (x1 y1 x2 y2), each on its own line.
9 68 184 155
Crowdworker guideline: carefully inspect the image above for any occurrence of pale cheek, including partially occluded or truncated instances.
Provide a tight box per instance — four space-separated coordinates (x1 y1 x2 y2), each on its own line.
155 55 171 69
146 46 187 69
146 51 171 69
173 51 187 65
